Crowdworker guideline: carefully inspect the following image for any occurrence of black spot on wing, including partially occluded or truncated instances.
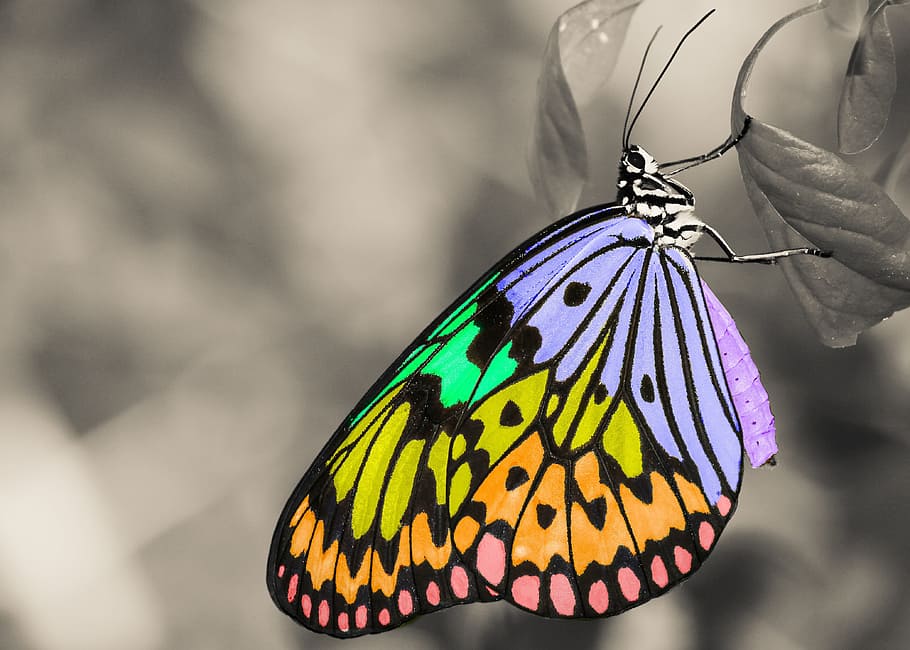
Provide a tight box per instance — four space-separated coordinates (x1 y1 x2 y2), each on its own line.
580 496 606 529
536 503 557 529
563 281 592 307
640 374 655 403
467 292 514 366
500 400 523 426
505 466 530 491
510 325 543 365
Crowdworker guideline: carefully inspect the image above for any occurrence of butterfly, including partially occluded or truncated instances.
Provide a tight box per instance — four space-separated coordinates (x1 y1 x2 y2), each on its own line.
266 13 826 639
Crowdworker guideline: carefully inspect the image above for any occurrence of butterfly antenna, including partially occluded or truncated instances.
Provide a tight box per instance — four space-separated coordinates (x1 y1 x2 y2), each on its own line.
622 26 662 149
625 9 716 144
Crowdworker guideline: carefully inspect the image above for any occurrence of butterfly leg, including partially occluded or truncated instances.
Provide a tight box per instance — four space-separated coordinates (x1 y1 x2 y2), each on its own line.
659 117 752 175
689 223 830 264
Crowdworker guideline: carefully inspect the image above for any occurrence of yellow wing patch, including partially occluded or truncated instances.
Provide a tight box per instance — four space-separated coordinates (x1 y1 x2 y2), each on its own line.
351 402 412 538
601 399 643 477
552 328 611 448
471 369 548 464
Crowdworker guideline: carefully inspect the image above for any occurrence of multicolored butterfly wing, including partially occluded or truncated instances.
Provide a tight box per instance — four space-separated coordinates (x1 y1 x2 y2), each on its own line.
266 208 622 636
266 292 512 634
268 204 768 636
446 222 743 617
268 382 499 636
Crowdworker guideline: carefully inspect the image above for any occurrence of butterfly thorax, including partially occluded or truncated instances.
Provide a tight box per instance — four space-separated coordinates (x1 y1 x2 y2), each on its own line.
617 145 700 249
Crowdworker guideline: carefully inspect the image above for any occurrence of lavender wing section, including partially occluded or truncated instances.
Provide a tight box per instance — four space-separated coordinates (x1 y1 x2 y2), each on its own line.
550 253 642 383
700 280 777 468
497 216 653 381
663 251 743 499
626 259 684 462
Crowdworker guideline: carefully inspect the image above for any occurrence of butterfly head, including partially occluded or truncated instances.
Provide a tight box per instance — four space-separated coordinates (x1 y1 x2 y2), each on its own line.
617 145 695 227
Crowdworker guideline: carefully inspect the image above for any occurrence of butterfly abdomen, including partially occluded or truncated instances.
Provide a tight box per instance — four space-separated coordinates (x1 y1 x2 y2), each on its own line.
700 281 777 467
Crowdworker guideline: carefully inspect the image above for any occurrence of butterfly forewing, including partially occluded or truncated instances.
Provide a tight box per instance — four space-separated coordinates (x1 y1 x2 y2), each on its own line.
268 202 753 636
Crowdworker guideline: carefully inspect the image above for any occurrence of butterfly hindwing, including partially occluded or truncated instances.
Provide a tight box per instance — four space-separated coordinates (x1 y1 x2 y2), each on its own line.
269 204 756 635
447 222 744 618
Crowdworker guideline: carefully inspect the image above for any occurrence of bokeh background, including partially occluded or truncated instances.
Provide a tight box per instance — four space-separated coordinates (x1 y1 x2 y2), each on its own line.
2 1 909 648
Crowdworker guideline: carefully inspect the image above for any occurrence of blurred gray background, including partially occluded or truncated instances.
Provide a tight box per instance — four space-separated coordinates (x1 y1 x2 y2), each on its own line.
1 1 909 649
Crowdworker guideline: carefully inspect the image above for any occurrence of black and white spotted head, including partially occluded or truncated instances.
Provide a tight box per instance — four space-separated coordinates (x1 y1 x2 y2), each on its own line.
616 144 695 225
616 13 716 229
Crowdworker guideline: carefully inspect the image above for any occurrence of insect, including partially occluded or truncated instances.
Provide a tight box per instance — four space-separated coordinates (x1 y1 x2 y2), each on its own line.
267 13 826 638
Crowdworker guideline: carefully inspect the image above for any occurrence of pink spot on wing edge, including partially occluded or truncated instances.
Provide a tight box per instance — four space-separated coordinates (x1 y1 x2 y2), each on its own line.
398 590 414 616
650 555 669 589
717 494 732 517
588 580 609 614
674 546 693 574
318 600 330 627
286 574 298 603
618 567 641 602
301 594 312 618
426 581 441 606
476 533 506 585
378 608 391 627
337 612 349 633
549 573 576 616
699 521 716 551
277 564 285 578
450 565 470 599
355 605 368 629
510 575 540 611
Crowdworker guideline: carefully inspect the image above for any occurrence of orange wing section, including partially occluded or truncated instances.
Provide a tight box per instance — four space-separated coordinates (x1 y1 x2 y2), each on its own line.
569 452 636 573
512 464 570 571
